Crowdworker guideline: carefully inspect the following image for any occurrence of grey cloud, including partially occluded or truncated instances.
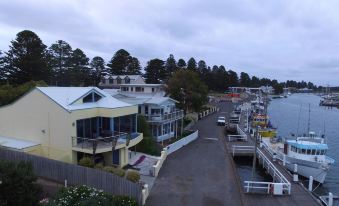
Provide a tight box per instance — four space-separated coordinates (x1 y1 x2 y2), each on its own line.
1 0 339 85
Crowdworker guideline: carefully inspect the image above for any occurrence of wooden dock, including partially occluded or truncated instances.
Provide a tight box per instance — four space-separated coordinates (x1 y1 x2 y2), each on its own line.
224 103 322 206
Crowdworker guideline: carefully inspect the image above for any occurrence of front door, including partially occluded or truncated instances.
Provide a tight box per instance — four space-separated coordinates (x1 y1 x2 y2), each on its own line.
112 149 120 165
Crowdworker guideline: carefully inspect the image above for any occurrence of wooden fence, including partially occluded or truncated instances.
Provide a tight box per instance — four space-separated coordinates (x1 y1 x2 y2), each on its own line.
0 148 142 205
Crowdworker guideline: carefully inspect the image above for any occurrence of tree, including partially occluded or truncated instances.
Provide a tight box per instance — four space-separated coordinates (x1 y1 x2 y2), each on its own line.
177 58 186 70
4 30 50 84
239 72 251 87
143 58 166 83
197 60 207 74
126 57 141 75
228 70 239 87
0 160 42 206
167 70 208 112
48 40 73 86
90 56 108 86
0 50 6 84
107 49 130 75
186 57 197 71
135 115 160 156
165 54 177 78
69 48 90 86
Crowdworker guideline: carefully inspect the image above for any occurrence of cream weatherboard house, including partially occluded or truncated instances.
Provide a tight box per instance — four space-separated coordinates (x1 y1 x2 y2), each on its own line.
0 87 143 167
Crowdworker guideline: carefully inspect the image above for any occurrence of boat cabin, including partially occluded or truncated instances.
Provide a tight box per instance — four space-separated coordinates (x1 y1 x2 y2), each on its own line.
286 140 328 162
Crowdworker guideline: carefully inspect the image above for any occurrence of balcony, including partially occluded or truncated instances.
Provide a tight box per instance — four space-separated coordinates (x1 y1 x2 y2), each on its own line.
143 110 184 123
71 132 142 154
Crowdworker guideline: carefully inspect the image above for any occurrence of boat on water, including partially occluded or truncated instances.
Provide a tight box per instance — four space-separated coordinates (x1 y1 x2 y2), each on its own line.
262 132 335 183
252 114 277 138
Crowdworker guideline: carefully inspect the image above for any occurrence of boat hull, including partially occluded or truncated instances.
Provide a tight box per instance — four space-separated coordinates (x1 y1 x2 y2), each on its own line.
284 157 328 183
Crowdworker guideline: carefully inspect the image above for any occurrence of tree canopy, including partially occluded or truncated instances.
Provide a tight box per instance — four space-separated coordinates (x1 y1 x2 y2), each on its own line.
143 58 166 83
167 70 208 112
4 30 50 84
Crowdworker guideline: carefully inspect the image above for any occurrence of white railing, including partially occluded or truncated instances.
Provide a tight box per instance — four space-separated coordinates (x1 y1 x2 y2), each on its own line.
144 110 184 122
227 125 248 141
260 141 284 162
152 148 167 177
244 181 288 195
256 148 291 194
232 145 254 156
166 130 199 155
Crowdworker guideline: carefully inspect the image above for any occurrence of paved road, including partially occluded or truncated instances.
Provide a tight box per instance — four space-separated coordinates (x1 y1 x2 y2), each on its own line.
146 102 243 206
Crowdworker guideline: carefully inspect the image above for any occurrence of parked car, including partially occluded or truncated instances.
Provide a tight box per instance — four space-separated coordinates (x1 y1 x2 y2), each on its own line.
217 116 226 126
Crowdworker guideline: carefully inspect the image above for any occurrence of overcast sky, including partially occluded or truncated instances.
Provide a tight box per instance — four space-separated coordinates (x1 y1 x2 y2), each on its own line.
1 0 339 85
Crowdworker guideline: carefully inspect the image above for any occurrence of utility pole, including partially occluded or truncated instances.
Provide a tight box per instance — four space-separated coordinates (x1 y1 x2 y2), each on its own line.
251 126 259 181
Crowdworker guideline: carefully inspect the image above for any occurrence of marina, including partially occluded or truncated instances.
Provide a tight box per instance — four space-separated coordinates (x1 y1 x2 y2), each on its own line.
225 93 338 205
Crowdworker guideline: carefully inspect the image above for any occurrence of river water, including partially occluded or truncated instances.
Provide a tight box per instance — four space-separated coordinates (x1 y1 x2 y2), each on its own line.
268 93 339 195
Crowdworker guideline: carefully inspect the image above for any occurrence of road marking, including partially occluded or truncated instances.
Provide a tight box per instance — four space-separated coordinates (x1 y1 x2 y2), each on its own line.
204 138 219 141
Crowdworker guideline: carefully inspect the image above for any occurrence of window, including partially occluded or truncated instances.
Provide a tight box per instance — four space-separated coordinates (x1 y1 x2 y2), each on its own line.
125 77 130 84
131 87 134 91
109 77 113 84
121 87 128 91
301 149 306 154
136 87 143 92
311 149 316 155
101 78 106 84
83 92 102 103
117 77 122 84
152 88 155 92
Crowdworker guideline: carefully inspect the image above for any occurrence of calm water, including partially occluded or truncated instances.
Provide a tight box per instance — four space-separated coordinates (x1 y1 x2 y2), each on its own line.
268 93 339 195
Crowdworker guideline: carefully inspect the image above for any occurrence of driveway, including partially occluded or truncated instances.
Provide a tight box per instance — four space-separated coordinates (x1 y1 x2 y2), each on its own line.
146 102 243 206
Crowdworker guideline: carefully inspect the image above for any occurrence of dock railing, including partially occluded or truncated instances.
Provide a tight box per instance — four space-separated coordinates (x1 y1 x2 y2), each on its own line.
227 124 248 141
254 148 291 195
232 145 254 156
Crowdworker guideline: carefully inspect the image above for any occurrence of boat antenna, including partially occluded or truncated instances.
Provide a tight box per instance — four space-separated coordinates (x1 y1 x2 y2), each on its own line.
296 104 302 136
307 103 311 135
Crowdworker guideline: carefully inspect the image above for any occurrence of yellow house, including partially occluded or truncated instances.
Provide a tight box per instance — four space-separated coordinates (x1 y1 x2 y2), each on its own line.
0 87 143 167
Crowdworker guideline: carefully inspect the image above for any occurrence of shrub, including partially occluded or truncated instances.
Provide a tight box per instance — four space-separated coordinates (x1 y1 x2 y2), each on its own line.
41 185 138 206
103 166 126 177
78 156 95 168
0 160 42 206
126 170 140 183
94 162 104 170
112 167 126 177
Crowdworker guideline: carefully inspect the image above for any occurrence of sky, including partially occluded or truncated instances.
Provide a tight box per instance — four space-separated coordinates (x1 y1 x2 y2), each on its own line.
1 0 339 86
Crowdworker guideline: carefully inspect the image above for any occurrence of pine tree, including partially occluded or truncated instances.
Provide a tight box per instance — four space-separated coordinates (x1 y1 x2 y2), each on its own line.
240 72 251 87
143 58 166 83
69 48 89 86
90 56 108 86
4 30 50 84
197 60 207 74
165 54 177 78
48 40 73 86
107 49 130 75
187 57 197 71
126 57 141 75
0 50 5 84
177 58 186 70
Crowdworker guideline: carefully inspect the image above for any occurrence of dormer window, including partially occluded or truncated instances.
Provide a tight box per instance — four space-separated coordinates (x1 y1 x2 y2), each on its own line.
117 77 122 84
125 76 130 84
108 77 113 84
83 92 102 103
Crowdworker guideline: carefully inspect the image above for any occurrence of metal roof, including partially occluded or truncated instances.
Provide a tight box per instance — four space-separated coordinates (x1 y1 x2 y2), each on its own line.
0 136 40 150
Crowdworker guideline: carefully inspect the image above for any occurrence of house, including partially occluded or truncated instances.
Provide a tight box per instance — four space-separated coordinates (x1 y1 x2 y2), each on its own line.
0 87 143 168
99 75 145 89
105 84 184 142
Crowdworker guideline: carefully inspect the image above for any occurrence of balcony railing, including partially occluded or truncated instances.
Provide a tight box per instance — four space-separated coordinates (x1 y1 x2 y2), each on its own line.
71 131 140 152
143 110 184 122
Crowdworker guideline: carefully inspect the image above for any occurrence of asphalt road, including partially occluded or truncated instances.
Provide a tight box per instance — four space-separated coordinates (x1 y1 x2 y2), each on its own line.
146 102 243 206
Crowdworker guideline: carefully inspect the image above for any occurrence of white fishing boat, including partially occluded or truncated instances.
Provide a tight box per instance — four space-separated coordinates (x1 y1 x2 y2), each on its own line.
262 132 335 183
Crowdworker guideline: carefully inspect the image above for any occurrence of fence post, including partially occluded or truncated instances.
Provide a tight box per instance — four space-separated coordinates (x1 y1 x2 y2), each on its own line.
308 176 313 191
329 192 333 206
283 155 286 166
293 164 298 182
64 179 67 187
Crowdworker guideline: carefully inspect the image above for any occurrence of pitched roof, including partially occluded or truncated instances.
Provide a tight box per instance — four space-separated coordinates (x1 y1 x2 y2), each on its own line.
0 135 40 150
37 87 132 111
102 75 142 80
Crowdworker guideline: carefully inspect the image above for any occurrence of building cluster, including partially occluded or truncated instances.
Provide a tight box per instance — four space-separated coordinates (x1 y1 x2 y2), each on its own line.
0 75 184 168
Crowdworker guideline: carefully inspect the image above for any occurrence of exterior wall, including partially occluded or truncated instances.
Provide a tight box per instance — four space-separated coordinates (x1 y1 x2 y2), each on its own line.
0 89 73 163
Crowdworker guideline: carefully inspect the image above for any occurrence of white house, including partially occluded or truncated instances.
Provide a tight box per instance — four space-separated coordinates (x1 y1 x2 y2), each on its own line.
99 75 145 88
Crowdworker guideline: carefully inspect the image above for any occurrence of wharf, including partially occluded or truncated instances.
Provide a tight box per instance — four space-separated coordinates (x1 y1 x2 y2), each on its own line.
225 102 321 206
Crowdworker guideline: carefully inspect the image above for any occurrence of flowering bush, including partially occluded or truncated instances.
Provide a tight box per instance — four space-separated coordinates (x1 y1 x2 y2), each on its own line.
41 185 137 206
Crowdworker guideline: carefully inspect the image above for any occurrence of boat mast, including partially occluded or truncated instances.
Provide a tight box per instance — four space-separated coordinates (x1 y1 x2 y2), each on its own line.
307 103 311 135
